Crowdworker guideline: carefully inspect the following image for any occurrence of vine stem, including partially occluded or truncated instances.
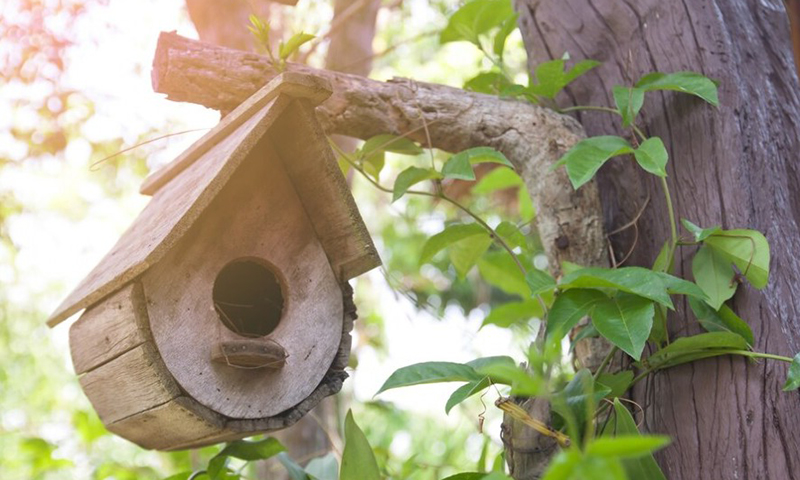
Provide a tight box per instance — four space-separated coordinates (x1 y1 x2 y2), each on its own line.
331 142 527 276
592 346 618 380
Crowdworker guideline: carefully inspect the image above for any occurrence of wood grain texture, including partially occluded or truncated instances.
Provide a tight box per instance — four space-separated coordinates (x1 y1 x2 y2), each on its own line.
515 1 800 478
79 343 180 425
150 32 608 275
268 99 380 281
106 396 229 451
143 138 343 419
69 282 148 375
47 96 291 327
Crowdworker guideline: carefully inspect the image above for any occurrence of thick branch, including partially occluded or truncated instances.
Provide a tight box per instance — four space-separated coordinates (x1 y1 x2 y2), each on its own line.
153 31 606 270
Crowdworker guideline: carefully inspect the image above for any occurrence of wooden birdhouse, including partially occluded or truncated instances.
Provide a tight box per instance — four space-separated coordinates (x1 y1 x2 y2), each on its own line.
46 73 380 451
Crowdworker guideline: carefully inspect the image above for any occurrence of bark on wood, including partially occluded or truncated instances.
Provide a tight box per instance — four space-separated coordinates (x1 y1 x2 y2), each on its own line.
516 0 800 478
152 31 607 273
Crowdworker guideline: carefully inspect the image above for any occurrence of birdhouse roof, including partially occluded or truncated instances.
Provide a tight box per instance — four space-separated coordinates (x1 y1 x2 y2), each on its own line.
47 72 380 327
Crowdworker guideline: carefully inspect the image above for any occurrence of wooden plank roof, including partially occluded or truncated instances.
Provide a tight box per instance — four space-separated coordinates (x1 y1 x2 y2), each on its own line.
48 72 380 327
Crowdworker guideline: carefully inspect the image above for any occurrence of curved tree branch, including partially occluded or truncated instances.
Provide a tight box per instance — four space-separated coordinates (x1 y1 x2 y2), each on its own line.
152 31 607 272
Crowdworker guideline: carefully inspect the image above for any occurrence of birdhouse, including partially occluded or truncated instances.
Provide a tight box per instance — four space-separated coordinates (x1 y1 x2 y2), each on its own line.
46 73 380 451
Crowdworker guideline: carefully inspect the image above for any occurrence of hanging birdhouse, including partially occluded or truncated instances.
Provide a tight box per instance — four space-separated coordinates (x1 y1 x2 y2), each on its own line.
46 72 380 451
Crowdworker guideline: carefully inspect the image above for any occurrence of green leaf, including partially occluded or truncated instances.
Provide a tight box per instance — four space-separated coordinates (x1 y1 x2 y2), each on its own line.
602 399 667 480
341 410 380 480
530 59 600 99
681 219 721 242
560 267 675 308
689 297 754 347
305 453 338 480
449 232 493 278
445 377 491 414
652 240 673 273
471 167 523 194
376 362 482 395
466 355 516 371
645 332 749 369
526 269 557 296
420 223 487 265
440 0 515 45
612 85 644 127
209 438 285 479
495 221 528 251
443 147 514 181
587 435 671 459
636 71 719 106
476 362 542 395
546 289 607 340
393 167 442 202
483 300 544 329
464 71 514 95
652 272 708 300
493 13 519 58
362 134 423 156
783 353 800 391
692 244 737 310
279 32 315 60
633 137 668 177
277 452 312 480
596 371 634 399
441 474 486 480
704 229 770 289
551 369 609 439
554 136 634 189
478 251 530 297
591 293 655 360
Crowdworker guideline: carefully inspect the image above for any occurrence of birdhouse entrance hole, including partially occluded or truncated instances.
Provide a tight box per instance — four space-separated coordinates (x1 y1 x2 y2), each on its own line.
213 259 285 337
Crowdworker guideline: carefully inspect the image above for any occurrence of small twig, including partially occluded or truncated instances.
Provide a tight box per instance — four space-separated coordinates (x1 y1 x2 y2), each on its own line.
89 128 210 171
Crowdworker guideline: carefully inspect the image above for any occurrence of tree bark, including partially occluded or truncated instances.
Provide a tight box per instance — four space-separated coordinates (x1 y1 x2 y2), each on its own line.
515 0 800 478
151 31 607 272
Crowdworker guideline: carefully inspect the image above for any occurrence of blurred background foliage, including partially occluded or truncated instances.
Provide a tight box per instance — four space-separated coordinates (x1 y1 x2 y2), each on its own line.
0 0 536 478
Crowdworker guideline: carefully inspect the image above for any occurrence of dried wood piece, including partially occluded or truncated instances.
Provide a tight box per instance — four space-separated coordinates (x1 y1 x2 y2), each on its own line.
79 343 180 425
69 282 149 375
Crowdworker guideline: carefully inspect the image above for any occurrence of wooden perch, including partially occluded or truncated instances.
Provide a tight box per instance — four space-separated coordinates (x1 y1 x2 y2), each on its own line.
152 31 607 271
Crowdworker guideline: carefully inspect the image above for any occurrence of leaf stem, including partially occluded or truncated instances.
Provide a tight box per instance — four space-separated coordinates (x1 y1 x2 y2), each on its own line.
336 146 527 276
592 346 618 380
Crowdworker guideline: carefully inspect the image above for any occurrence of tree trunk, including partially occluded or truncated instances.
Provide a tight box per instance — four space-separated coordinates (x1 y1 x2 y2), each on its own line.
515 1 800 478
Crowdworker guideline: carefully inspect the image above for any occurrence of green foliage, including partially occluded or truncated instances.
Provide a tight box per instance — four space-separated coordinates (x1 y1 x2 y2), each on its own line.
554 136 634 188
442 147 514 181
341 410 381 480
635 71 719 106
393 167 442 202
440 0 515 46
591 293 655 360
376 361 484 395
681 219 721 242
279 32 315 60
529 59 600 99
482 300 543 329
703 229 770 289
207 438 285 479
601 399 667 480
783 353 800 391
689 297 754 347
692 245 737 310
612 86 644 128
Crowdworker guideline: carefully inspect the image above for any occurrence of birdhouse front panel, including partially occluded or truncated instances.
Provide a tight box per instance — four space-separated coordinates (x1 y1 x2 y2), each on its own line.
48 73 381 450
143 137 343 420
